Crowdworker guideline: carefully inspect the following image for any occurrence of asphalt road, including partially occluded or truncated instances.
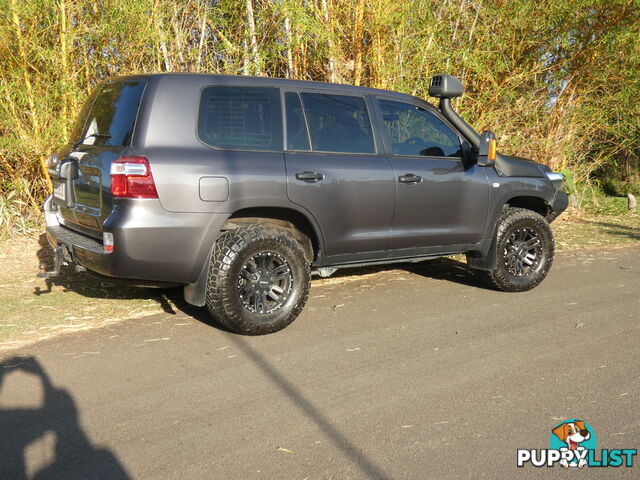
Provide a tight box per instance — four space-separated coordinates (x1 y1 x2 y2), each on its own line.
1 246 639 479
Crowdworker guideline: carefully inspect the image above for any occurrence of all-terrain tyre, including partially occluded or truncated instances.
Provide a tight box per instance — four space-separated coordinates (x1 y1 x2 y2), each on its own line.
486 208 555 292
205 224 311 335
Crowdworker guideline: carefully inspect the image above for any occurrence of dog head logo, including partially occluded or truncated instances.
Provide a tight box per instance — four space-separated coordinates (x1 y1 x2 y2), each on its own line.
550 419 597 468
552 420 590 450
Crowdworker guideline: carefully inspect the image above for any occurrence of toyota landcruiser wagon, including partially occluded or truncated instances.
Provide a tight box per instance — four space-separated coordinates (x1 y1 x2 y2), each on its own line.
43 74 568 334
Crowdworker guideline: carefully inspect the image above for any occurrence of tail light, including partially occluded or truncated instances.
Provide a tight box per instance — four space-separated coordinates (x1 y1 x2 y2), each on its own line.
110 156 158 198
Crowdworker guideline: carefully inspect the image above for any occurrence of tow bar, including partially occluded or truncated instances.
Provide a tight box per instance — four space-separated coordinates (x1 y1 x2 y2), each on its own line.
37 244 86 278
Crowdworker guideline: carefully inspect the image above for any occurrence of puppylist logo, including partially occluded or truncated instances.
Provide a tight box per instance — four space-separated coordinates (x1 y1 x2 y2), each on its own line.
517 419 637 468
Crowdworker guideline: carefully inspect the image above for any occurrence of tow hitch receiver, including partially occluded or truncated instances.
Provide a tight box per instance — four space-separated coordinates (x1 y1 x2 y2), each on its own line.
37 244 85 278
38 245 62 278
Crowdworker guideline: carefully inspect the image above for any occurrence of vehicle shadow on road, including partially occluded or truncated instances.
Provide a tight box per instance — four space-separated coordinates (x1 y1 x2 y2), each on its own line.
403 257 492 289
0 356 130 480
33 233 177 314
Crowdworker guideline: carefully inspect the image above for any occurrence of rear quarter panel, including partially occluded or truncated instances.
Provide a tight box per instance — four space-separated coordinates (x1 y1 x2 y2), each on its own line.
132 75 290 215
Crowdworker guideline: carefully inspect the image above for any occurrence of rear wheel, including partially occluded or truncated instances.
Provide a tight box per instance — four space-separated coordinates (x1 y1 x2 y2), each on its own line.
206 224 310 335
486 208 554 292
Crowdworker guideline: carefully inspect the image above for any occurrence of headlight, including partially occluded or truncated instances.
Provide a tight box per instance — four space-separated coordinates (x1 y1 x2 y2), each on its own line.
545 172 564 190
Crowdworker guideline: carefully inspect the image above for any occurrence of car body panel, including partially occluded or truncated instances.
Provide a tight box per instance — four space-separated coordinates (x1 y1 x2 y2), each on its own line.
285 151 396 256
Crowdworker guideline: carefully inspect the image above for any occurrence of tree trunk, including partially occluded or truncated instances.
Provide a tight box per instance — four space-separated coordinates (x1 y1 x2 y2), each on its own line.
320 0 336 82
9 0 50 192
284 15 294 79
172 3 185 70
59 0 69 138
196 2 207 72
352 0 365 86
9 0 36 120
153 1 172 71
245 0 261 75
242 40 250 75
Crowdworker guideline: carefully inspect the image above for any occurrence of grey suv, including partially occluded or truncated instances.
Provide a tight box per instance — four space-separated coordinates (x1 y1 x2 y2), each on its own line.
42 74 568 334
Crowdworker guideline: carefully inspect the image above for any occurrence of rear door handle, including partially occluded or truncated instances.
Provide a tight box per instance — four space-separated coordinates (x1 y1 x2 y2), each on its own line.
296 171 324 182
398 173 422 184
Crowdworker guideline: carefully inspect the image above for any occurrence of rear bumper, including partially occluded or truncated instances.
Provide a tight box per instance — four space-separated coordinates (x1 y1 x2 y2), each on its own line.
43 195 229 283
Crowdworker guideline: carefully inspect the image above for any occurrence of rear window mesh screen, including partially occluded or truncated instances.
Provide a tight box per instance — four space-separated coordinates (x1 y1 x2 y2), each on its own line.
198 86 282 151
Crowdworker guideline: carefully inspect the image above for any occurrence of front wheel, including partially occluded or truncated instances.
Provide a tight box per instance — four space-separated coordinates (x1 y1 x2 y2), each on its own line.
205 224 311 335
486 208 555 292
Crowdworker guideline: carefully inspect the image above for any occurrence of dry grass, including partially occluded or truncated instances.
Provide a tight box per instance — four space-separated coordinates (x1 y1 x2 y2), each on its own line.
553 211 640 250
0 234 177 350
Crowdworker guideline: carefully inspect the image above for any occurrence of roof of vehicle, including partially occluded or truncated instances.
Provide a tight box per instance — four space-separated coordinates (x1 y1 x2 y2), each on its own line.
108 73 421 103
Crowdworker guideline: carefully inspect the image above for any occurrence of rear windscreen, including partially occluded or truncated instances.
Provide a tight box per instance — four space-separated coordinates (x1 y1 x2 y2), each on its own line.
70 80 147 147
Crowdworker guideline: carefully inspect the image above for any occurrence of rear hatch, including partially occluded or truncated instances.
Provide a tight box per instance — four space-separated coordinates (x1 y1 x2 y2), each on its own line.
51 78 147 238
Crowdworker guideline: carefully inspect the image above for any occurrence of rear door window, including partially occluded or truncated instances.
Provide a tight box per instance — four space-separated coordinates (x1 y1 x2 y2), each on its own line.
285 92 310 150
379 99 462 157
300 93 374 154
198 86 282 151
71 80 147 147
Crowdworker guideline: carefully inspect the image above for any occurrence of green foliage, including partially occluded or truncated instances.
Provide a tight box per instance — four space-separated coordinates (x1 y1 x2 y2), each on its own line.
561 169 577 196
600 178 640 197
575 185 631 216
570 179 638 216
0 0 638 238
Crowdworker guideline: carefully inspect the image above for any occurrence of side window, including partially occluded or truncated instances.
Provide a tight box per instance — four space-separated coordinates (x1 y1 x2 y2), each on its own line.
197 86 282 151
379 99 462 157
301 93 374 154
285 92 310 150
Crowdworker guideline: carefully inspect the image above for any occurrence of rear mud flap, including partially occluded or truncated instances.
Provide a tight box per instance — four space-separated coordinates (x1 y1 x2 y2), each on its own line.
183 245 214 307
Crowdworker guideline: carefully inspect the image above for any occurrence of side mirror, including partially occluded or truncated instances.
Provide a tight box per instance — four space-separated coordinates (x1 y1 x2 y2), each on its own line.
477 131 497 166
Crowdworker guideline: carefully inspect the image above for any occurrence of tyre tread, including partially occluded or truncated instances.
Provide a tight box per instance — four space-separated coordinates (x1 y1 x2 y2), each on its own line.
205 224 310 334
485 207 555 292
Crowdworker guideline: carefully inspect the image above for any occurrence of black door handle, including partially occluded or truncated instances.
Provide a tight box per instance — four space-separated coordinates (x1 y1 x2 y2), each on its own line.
398 173 422 183
296 171 324 182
